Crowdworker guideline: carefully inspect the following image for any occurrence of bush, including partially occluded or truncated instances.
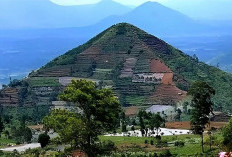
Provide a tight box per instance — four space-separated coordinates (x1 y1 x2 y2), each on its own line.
155 135 161 140
150 140 154 145
38 133 50 148
98 140 117 155
155 140 168 148
145 139 149 144
153 153 158 157
10 149 20 157
24 127 32 143
131 125 135 131
159 150 172 157
0 150 4 156
174 141 185 147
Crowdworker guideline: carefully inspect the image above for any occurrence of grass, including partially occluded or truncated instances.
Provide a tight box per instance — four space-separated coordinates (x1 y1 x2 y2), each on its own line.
0 136 16 148
95 69 112 72
100 134 221 156
100 134 199 145
125 96 147 106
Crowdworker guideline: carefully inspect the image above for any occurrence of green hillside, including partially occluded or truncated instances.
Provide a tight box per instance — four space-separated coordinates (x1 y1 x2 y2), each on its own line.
2 23 232 112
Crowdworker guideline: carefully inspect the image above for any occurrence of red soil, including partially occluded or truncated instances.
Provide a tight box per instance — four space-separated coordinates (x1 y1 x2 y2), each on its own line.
166 121 228 130
149 84 187 105
125 106 139 117
162 73 174 85
150 59 172 73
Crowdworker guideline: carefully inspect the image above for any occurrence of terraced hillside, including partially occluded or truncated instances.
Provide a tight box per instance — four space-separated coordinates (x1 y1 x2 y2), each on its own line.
0 88 19 106
2 23 232 112
29 23 188 107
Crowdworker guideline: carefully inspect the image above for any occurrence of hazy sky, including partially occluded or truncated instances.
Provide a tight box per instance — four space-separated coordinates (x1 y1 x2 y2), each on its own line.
50 0 164 6
44 0 232 20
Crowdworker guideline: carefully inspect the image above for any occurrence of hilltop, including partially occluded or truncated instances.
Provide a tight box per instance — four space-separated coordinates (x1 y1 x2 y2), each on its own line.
1 23 232 112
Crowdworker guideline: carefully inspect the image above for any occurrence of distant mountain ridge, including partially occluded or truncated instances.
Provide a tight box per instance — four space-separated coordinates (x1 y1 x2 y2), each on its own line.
81 1 211 36
0 0 131 29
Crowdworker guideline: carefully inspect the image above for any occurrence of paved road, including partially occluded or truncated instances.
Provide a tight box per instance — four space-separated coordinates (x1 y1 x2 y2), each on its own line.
0 143 41 152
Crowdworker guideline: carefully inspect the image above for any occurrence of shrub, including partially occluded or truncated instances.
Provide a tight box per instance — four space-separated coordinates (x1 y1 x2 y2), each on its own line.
38 133 50 148
98 140 117 155
24 127 32 143
131 125 135 131
0 150 4 156
155 140 168 148
150 140 154 145
159 150 172 157
16 140 21 145
153 153 158 157
155 135 161 140
174 141 185 147
145 139 149 144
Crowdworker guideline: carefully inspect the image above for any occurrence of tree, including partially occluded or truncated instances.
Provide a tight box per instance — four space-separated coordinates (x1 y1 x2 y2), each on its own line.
0 116 4 137
223 118 232 151
43 109 85 146
138 110 147 137
138 111 165 138
23 127 32 143
131 119 137 126
183 102 189 114
193 54 199 62
188 81 215 153
43 80 121 156
149 113 165 138
3 130 9 139
131 125 135 131
38 133 50 148
2 114 11 124
121 112 127 132
175 108 182 122
9 79 22 87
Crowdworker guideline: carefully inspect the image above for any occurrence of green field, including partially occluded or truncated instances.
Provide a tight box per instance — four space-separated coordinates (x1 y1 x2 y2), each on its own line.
27 77 60 87
125 96 147 106
100 134 221 156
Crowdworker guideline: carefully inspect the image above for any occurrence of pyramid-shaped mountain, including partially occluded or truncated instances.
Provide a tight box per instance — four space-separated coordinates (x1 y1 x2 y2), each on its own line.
2 23 232 111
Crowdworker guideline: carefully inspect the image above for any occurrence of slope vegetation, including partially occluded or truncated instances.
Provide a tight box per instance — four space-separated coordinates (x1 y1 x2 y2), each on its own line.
27 23 232 111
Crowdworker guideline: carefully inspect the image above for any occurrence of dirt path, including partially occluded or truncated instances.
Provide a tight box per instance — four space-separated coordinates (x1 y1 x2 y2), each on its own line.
0 143 41 152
